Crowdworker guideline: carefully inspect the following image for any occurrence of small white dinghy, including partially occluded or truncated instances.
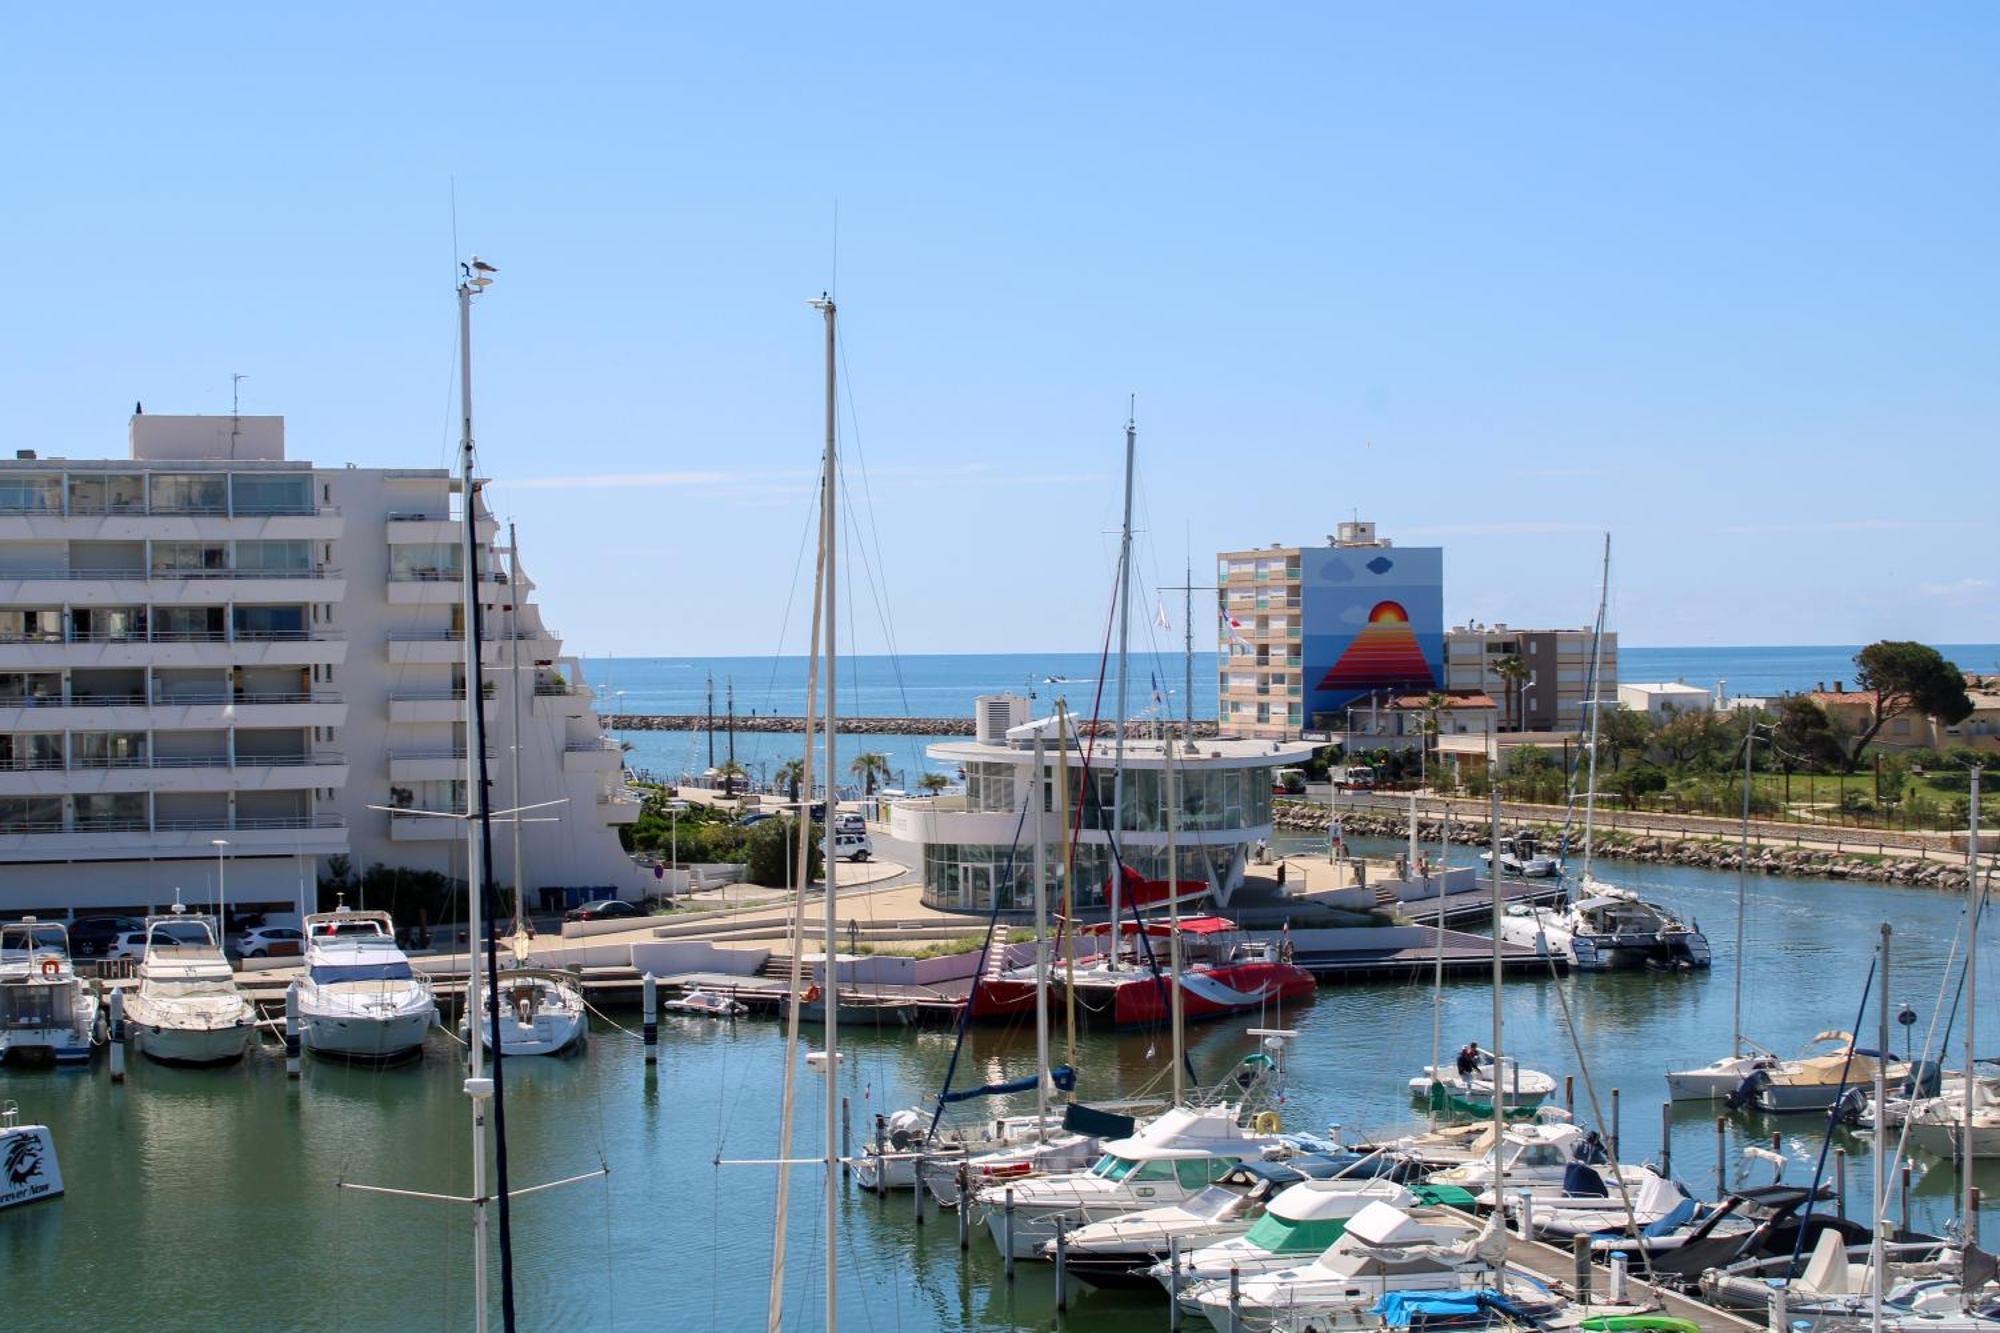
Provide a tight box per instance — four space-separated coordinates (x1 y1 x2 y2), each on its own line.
0 1101 62 1210
663 989 747 1019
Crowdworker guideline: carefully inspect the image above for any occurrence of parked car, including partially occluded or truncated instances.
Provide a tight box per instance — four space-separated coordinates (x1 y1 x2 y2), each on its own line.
69 915 142 958
233 925 306 959
833 812 865 834
735 811 777 828
103 920 210 962
563 899 644 924
831 830 873 862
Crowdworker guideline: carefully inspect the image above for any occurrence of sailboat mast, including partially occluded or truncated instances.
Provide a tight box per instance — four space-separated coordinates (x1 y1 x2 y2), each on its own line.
1966 767 1983 1238
813 293 841 1333
1429 802 1447 1131
1734 725 1754 1059
1109 410 1135 960
1489 780 1508 1216
1032 725 1052 1137
507 521 526 944
1183 554 1195 729
1581 534 1609 882
456 258 515 1332
1055 701 1078 1070
1873 922 1890 1333
1167 728 1185 1105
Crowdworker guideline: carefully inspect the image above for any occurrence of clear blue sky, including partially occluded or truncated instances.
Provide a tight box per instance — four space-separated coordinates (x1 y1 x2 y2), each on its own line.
3 6 1994 656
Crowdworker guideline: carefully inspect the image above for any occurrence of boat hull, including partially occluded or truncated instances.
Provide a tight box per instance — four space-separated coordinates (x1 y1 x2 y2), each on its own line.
1076 963 1316 1029
301 1005 433 1061
469 1008 587 1057
131 1020 251 1067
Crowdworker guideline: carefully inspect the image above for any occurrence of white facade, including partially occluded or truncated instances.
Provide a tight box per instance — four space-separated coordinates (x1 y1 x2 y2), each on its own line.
890 720 1316 916
1617 681 1714 723
0 414 643 925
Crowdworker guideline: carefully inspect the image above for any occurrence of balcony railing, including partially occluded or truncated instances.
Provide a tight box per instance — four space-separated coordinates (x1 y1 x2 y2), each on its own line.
0 567 337 581
2 752 346 773
389 570 506 584
387 747 470 762
0 813 348 836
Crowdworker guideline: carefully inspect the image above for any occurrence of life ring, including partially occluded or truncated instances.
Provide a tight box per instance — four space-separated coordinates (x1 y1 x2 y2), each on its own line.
39 957 61 977
1253 1111 1282 1134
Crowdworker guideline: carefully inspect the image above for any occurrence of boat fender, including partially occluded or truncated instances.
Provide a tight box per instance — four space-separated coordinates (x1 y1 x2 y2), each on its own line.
1254 1111 1282 1134
39 958 61 977
802 984 822 1005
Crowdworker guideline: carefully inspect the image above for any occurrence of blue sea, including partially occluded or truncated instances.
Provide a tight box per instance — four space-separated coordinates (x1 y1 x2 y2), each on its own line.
584 644 2000 787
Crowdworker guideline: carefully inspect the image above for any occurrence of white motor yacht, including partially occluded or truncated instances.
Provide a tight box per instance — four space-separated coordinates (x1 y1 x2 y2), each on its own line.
462 966 586 1057
1478 832 1561 878
0 919 99 1066
1496 1164 1696 1240
857 1106 1084 1194
973 1104 1290 1259
1665 1044 1781 1101
1498 882 1711 971
298 907 435 1060
125 911 256 1066
1181 1202 1555 1331
1153 1175 1417 1303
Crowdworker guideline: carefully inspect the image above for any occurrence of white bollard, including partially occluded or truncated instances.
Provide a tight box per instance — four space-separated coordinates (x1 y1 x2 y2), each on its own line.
1768 1279 1788 1333
1517 1189 1535 1241
284 982 301 1078
641 973 658 1065
1609 1251 1629 1304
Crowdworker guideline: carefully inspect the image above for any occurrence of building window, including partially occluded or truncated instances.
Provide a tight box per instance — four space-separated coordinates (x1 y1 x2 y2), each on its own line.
149 474 228 515
231 474 312 516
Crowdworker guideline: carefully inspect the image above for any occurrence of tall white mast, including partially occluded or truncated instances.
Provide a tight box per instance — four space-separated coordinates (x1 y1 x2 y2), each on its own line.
1167 726 1185 1104
1033 724 1052 1136
1873 922 1890 1333
507 521 527 949
1489 780 1508 1238
1966 767 1983 1242
1733 724 1755 1059
457 255 498 1333
1109 410 1135 961
1580 534 1610 884
811 293 841 1332
1428 801 1448 1130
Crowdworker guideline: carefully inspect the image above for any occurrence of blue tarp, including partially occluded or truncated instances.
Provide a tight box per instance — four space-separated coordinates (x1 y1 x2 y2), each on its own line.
1372 1290 1530 1328
938 1064 1076 1104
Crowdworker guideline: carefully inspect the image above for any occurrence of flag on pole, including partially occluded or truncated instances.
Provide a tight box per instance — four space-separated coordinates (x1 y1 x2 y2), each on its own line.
1154 600 1172 631
1150 671 1166 709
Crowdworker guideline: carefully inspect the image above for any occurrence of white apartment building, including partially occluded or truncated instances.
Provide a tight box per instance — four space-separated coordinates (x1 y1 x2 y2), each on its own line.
1443 622 1618 733
0 413 643 926
1617 681 1715 723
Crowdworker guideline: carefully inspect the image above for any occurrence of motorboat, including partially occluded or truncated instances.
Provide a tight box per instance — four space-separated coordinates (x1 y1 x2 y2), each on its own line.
1498 1164 1697 1242
1498 883 1711 971
297 906 435 1061
1699 1226 1957 1320
799 988 915 1028
1050 1158 1354 1286
972 1104 1294 1259
1726 1031 1912 1114
1424 1122 1610 1193
462 966 586 1057
1636 1184 1872 1289
1408 1047 1558 1107
0 918 99 1066
662 988 746 1018
1180 1202 1558 1331
1479 831 1561 878
1151 1174 1418 1299
856 1103 1085 1194
0 1101 62 1210
124 910 256 1066
1665 1044 1780 1101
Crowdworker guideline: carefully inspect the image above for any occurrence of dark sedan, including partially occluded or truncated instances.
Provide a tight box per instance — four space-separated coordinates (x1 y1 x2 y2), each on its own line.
563 899 644 924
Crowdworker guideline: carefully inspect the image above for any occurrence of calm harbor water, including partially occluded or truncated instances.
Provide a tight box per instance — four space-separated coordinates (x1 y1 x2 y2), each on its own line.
10 842 2000 1330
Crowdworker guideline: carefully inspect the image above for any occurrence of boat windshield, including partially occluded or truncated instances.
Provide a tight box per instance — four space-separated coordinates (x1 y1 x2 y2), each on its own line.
1091 1154 1140 1182
146 978 241 999
311 961 414 984
0 924 68 958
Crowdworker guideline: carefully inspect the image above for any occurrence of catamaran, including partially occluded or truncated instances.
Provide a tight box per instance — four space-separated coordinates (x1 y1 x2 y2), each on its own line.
0 918 98 1066
298 906 435 1060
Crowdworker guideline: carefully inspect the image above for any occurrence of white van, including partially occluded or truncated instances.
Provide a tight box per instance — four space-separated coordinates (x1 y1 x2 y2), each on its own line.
831 830 873 862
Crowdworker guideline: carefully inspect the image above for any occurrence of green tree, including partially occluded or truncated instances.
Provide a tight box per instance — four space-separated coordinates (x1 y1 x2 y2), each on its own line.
916 771 951 796
1846 641 1975 770
1652 707 1730 769
1597 707 1653 771
775 758 806 801
1774 695 1847 770
850 750 891 796
1492 654 1529 731
744 817 823 887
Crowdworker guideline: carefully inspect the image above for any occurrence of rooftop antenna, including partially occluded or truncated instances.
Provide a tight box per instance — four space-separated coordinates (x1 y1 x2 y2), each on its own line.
230 373 248 458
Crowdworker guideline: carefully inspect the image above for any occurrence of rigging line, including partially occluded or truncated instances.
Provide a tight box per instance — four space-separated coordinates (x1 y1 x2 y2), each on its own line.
835 323 916 719
763 459 825 714
1788 952 1882 1273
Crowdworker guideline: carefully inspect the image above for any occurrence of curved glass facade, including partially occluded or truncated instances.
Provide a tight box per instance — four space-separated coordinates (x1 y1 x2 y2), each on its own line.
920 838 1243 914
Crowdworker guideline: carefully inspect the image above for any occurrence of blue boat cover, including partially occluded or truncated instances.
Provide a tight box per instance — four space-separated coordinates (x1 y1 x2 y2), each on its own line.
1061 1101 1135 1139
1564 1162 1609 1197
939 1064 1076 1104
1372 1289 1530 1327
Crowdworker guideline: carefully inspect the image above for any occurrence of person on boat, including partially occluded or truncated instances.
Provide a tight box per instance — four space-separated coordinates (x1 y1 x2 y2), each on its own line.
1456 1042 1480 1079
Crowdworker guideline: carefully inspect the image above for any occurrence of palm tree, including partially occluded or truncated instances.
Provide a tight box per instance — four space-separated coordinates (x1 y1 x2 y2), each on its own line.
775 758 806 802
1421 690 1449 783
916 771 951 797
1493 654 1528 732
716 759 747 798
850 751 891 797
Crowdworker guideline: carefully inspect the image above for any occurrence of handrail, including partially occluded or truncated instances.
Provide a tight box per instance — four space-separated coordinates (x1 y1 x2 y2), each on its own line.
0 567 337 581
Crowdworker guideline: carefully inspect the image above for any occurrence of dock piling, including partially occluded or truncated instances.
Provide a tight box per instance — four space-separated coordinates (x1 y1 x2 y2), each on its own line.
1003 1188 1016 1280
841 1097 851 1180
1517 1189 1534 1242
914 1153 926 1225
284 982 300 1078
108 986 125 1083
1609 1252 1629 1304
1972 1187 1982 1246
874 1116 887 1202
957 1165 970 1249
1053 1217 1068 1311
1572 1234 1591 1305
1610 1087 1621 1160
1768 1280 1787 1333
1835 1146 1848 1216
641 973 657 1065
1565 1074 1574 1116
1715 1116 1726 1197
1659 1101 1671 1175
1901 1159 1912 1234
1168 1236 1183 1331
1228 1266 1243 1333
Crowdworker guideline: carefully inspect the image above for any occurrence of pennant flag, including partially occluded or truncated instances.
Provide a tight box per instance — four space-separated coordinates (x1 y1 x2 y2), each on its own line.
1154 600 1172 631
1150 670 1166 708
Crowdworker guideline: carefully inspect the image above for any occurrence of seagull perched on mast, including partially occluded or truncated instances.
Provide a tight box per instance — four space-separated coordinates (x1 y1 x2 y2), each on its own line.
471 258 498 273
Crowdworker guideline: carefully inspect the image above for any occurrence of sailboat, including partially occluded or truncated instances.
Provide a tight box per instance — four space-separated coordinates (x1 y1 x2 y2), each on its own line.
1499 536 1710 972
